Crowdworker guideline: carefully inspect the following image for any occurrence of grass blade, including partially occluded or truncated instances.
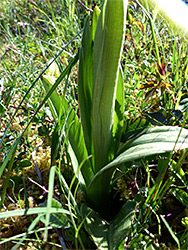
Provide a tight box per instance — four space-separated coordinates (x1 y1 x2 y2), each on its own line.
44 165 56 241
160 215 180 249
0 207 72 220
0 53 79 181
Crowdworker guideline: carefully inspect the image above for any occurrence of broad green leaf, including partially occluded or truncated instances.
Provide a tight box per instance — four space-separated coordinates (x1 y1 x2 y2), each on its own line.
41 74 67 120
81 203 109 250
120 126 188 153
80 201 135 250
78 6 100 157
92 0 127 172
108 201 136 249
41 59 94 186
67 114 94 186
121 116 151 142
87 126 188 218
109 67 124 160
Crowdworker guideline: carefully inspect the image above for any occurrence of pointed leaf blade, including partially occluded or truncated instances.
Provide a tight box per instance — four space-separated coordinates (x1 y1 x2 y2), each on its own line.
92 0 127 171
108 201 136 249
66 114 94 186
81 203 109 250
109 67 124 160
78 6 100 156
41 61 94 186
87 126 188 216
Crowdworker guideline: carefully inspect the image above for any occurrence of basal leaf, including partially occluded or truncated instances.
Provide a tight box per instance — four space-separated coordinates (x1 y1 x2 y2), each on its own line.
92 0 127 172
121 116 151 143
67 114 94 186
41 59 93 186
109 66 124 160
80 201 135 250
41 74 67 120
78 6 100 157
87 126 188 218
81 203 109 250
108 201 136 249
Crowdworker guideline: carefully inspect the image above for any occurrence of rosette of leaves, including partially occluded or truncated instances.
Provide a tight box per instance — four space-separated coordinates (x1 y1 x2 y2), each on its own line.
41 0 188 248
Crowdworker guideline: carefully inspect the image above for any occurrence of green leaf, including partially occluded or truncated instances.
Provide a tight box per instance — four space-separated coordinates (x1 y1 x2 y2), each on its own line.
0 207 71 219
0 102 5 115
119 126 188 153
41 74 67 120
160 215 180 249
40 199 69 228
67 115 94 186
171 160 187 186
81 203 109 250
121 117 151 142
108 201 136 249
51 114 67 166
78 6 100 157
80 201 135 250
109 67 124 160
87 126 188 218
92 0 127 171
44 165 56 240
51 122 61 166
40 52 79 121
41 57 94 186
0 147 17 210
171 188 188 207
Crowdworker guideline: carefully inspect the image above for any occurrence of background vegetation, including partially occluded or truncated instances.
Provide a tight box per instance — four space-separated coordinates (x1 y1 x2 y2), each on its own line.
0 0 188 249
